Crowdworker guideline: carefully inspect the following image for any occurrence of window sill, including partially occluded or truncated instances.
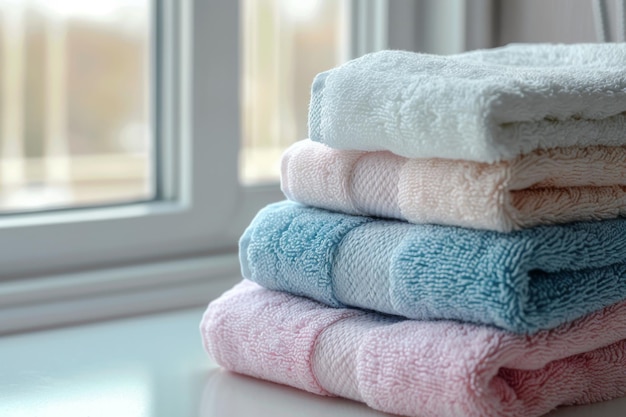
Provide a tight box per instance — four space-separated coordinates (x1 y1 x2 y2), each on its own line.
0 252 240 334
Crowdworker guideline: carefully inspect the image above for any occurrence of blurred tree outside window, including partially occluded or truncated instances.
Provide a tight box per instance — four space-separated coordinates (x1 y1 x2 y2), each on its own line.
0 0 151 212
240 0 350 184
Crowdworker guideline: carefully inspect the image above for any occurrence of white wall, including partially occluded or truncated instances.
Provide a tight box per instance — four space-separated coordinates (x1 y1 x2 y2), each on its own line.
497 0 601 45
389 0 611 53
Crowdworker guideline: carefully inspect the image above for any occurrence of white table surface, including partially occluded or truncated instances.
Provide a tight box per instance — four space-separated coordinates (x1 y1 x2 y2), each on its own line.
1 307 625 417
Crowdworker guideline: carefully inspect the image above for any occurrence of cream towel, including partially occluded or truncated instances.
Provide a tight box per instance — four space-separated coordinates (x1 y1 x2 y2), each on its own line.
281 140 626 232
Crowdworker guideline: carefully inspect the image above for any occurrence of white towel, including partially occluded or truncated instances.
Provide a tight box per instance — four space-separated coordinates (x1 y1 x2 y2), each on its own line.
309 43 626 162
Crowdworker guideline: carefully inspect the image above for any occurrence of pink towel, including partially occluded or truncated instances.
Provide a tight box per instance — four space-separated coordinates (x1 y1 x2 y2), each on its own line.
201 281 626 417
281 140 626 232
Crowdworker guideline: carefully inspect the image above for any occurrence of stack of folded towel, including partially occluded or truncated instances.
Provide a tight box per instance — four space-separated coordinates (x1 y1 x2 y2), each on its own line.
200 43 626 417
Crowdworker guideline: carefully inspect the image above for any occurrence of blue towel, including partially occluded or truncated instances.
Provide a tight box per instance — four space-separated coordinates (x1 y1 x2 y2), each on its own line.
240 201 626 333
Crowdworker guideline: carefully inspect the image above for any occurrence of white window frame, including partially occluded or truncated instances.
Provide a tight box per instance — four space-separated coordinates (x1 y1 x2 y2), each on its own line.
0 0 490 333
0 1 250 279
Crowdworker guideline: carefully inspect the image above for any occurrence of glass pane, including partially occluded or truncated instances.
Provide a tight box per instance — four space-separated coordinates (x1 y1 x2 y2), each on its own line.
0 0 152 213
240 0 350 185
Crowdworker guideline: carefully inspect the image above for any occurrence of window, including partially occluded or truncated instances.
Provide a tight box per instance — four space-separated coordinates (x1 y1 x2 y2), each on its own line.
0 1 237 281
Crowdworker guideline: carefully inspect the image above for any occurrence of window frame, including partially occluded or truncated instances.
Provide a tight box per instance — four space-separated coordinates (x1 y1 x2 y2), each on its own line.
0 1 251 280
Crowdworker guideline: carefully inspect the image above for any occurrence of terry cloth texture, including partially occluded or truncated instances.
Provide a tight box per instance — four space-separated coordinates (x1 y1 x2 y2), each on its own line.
281 140 626 232
240 201 626 334
200 281 626 417
309 43 626 162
